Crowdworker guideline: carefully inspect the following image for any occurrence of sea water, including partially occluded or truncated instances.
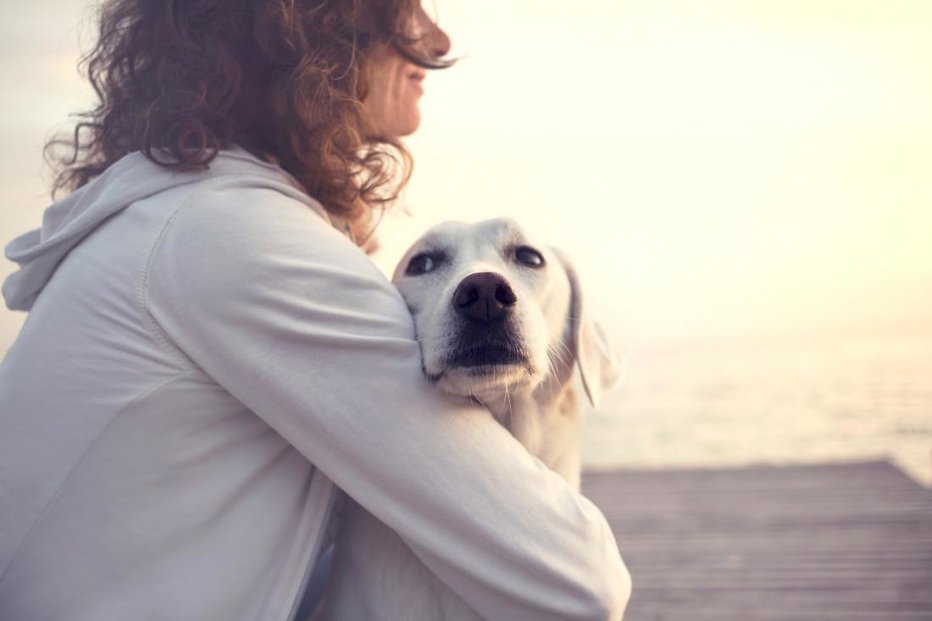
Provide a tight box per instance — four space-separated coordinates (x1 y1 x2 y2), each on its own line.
582 331 932 486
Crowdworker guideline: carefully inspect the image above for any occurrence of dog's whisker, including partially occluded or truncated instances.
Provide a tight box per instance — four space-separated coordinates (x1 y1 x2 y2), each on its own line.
546 342 571 376
552 337 573 358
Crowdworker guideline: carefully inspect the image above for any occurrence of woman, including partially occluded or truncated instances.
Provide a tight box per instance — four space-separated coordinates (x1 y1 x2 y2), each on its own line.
0 1 630 619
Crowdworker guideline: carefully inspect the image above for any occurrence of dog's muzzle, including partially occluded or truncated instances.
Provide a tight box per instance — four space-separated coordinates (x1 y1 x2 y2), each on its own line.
448 272 527 368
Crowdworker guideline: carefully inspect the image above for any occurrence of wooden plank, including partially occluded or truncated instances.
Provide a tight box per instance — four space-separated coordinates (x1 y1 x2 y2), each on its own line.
582 460 932 621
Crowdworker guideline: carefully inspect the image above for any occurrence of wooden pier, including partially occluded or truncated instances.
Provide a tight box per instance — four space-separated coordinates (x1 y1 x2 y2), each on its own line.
583 460 932 621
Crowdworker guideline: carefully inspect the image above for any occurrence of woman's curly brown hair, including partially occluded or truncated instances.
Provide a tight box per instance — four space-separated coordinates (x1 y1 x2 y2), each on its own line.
46 0 451 244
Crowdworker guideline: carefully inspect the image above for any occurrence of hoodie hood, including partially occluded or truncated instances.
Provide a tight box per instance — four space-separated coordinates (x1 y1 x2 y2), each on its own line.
3 148 328 311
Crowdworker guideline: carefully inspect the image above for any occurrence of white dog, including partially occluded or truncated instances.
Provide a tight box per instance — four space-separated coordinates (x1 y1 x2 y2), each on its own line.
319 218 622 620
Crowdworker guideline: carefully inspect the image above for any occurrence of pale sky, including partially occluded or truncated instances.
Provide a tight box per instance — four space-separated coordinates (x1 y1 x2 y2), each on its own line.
2 0 932 356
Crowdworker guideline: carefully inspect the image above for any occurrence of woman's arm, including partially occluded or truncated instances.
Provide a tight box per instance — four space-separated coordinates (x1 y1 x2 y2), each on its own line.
145 184 630 621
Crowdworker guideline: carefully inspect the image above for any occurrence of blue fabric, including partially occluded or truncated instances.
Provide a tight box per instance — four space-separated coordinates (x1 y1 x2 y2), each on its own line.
294 543 334 620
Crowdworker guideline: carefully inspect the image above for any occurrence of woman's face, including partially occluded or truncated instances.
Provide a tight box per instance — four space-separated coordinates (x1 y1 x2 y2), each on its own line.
363 6 451 138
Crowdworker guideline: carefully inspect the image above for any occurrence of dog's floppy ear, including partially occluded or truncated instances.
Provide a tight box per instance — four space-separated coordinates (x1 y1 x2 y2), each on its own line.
551 247 624 409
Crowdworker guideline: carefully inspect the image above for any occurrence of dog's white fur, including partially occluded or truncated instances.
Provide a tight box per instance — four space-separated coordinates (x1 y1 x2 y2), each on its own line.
319 218 621 620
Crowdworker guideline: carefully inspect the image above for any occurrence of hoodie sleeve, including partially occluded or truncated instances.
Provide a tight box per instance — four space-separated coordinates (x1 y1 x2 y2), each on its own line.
144 184 630 621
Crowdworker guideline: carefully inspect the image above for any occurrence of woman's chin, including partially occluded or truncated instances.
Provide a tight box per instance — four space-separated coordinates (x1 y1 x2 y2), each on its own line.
389 111 421 138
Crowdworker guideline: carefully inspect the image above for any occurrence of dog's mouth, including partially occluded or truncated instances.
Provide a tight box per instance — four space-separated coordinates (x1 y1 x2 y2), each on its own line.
450 344 529 369
445 323 529 370
424 328 532 385
426 346 531 388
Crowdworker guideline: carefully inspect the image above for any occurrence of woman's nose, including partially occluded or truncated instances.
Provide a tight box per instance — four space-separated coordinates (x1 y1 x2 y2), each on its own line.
413 6 451 59
427 21 451 58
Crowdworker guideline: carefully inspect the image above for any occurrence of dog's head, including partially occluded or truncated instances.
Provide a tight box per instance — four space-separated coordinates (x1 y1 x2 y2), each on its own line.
392 218 622 407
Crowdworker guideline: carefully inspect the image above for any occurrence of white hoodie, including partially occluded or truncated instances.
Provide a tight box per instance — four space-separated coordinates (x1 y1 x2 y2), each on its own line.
0 149 629 620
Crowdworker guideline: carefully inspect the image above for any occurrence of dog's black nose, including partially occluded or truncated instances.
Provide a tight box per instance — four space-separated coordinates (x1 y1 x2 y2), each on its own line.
453 272 518 323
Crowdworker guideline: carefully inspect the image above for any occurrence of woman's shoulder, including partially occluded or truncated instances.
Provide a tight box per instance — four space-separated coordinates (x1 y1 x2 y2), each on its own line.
153 149 365 260
146 151 390 301
177 149 334 228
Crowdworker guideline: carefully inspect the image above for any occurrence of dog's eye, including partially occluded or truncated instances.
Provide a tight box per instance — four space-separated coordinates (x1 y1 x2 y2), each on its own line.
514 246 545 268
405 253 440 276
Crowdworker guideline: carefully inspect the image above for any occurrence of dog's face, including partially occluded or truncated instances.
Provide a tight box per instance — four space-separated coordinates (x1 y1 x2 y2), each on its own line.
392 218 621 406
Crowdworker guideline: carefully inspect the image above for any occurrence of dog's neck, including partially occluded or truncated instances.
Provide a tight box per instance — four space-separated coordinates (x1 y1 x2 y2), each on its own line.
480 376 583 490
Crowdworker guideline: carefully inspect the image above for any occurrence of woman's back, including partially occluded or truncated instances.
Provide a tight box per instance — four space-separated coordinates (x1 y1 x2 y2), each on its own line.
0 150 343 619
